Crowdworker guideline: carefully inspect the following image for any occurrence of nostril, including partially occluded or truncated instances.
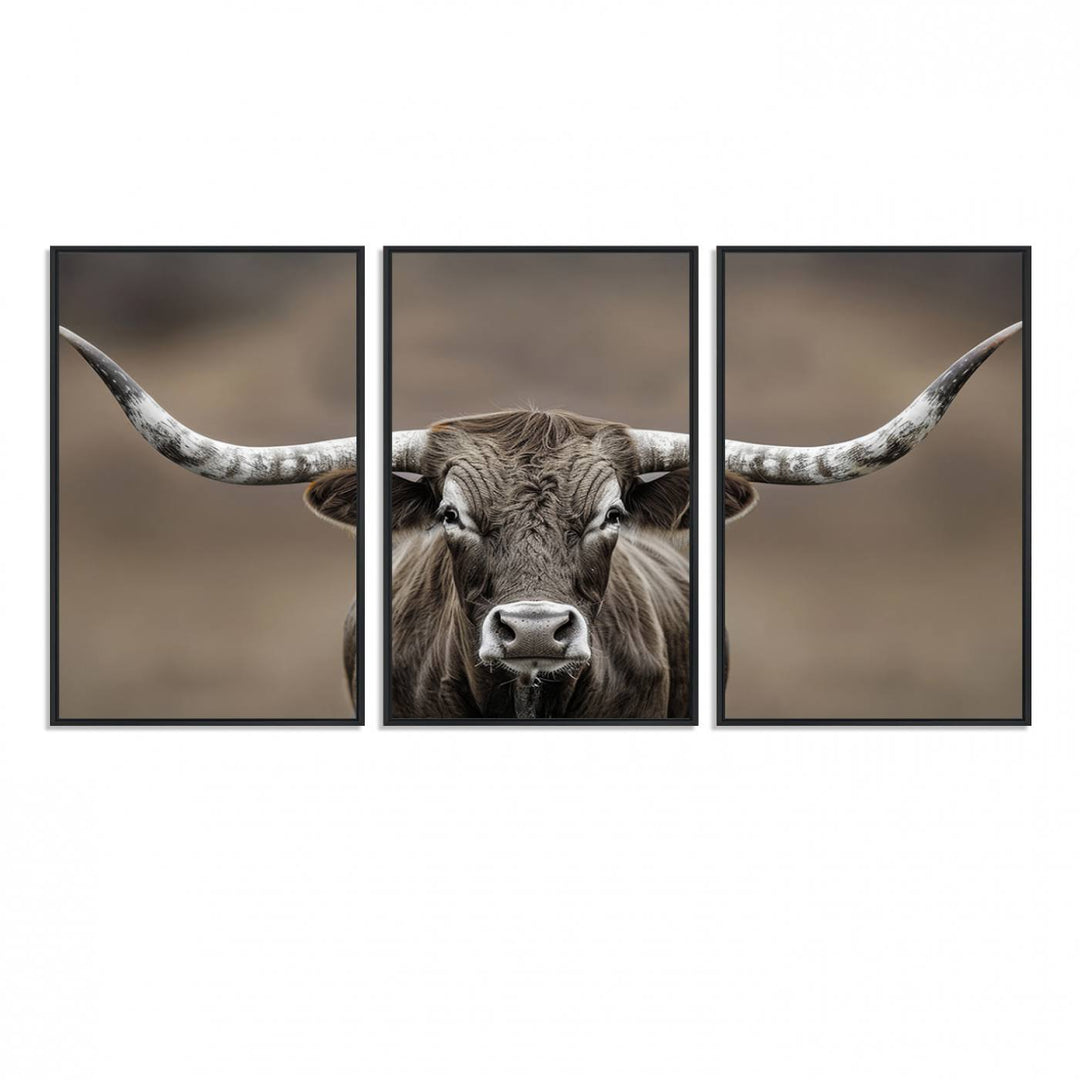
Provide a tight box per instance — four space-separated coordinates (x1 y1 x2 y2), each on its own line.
494 612 516 645
552 614 573 644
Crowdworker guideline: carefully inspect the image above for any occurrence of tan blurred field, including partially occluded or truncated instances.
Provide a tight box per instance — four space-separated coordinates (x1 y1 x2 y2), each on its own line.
57 251 357 720
724 251 1024 720
390 251 691 430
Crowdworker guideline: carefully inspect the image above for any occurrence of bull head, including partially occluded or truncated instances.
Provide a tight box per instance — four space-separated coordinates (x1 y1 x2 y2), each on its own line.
391 411 689 717
59 327 359 708
722 321 1022 689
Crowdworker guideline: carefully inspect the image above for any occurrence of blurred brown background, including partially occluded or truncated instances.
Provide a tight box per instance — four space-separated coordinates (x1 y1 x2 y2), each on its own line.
391 251 690 429
724 251 1024 720
57 251 357 720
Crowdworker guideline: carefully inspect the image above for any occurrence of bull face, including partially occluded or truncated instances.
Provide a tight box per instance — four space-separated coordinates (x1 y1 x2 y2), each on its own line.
392 410 690 682
439 462 615 675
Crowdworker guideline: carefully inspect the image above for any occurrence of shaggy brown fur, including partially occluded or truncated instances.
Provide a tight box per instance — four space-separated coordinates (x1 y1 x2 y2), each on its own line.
305 469 359 709
723 471 758 524
722 470 760 690
391 410 691 720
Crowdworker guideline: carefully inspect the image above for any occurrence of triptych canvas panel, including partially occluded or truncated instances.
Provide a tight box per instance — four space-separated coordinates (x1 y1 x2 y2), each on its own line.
52 249 361 723
385 248 696 724
50 246 1029 725
721 250 1027 722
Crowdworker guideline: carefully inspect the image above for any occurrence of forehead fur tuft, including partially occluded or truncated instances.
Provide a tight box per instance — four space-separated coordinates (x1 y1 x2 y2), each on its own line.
426 409 635 476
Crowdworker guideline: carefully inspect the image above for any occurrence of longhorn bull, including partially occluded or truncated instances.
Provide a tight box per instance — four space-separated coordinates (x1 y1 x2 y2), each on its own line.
391 411 691 720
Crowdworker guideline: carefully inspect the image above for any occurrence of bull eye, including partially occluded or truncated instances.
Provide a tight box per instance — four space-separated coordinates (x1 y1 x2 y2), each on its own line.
603 506 624 528
440 506 460 526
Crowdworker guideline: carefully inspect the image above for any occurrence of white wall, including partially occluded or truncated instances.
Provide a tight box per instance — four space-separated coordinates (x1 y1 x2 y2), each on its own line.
2 2 1076 1077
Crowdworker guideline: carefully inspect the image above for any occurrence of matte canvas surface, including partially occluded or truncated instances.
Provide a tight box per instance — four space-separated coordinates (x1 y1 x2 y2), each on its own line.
53 249 360 723
722 249 1028 722
387 248 696 723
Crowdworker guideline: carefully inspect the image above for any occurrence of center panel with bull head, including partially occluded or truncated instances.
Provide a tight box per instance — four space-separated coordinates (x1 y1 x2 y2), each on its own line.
385 248 697 724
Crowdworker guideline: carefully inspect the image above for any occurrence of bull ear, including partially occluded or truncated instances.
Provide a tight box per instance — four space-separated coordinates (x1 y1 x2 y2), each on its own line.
391 474 438 531
305 469 358 531
724 471 758 524
625 468 690 531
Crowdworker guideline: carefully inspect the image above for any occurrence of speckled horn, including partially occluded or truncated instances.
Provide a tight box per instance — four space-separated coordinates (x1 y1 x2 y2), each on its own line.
724 322 1022 485
628 430 691 473
60 327 356 484
390 430 430 473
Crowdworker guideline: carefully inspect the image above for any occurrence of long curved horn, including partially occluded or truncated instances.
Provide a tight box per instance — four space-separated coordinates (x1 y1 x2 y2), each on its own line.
61 327 356 484
391 430 429 472
628 429 690 473
725 322 1022 485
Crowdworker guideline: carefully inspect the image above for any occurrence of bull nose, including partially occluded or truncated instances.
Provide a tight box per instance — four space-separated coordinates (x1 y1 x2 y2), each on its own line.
479 601 590 668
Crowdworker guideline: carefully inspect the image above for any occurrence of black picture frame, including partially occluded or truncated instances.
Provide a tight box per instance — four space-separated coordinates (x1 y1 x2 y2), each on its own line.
50 246 364 726
384 246 698 726
718 246 1031 726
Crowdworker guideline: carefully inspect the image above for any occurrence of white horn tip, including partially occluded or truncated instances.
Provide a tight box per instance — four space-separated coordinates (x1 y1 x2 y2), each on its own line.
985 321 1022 349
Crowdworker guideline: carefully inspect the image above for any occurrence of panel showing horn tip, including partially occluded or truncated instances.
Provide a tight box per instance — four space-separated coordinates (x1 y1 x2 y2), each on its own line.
725 322 1022 486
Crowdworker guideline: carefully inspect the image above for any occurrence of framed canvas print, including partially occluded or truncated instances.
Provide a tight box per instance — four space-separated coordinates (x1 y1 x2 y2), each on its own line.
385 247 697 724
720 247 1030 724
51 247 362 724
